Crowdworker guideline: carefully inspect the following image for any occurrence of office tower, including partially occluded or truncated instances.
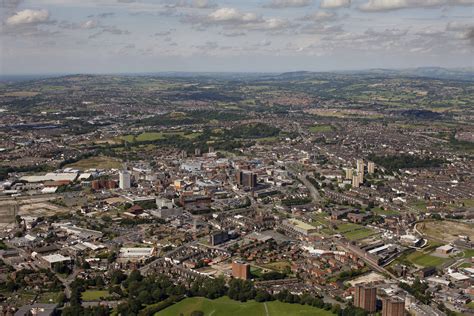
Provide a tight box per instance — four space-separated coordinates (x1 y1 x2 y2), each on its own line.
236 171 257 188
382 297 405 316
368 161 375 174
352 174 360 188
345 168 353 180
119 170 131 190
232 260 250 280
354 284 377 313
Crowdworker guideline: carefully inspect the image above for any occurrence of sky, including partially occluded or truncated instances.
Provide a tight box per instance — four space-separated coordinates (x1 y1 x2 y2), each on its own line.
0 0 473 74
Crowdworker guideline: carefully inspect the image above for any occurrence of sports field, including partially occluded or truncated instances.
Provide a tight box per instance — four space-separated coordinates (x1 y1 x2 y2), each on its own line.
156 296 335 316
335 223 378 241
405 251 450 267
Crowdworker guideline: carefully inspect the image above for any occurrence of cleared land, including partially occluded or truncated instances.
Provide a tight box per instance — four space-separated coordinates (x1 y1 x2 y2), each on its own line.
418 220 474 242
156 296 335 316
65 156 122 171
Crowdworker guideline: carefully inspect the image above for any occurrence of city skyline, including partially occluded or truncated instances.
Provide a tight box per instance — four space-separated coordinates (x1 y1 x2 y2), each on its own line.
1 0 473 74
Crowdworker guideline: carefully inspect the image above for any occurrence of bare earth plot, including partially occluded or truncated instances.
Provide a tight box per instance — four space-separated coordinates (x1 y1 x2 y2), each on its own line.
419 221 474 242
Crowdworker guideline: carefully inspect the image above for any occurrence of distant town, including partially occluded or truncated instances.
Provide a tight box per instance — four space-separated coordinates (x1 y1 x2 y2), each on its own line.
0 71 473 316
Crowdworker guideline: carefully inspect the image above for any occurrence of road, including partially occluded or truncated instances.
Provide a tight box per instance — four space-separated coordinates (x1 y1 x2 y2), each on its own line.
286 164 321 203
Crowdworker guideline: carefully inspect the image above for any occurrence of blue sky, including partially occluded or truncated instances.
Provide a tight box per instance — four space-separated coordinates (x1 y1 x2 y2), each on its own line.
0 0 473 74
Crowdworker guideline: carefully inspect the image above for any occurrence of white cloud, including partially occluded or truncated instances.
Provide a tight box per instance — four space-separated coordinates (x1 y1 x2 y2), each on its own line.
320 0 351 9
166 0 217 9
6 9 50 26
358 0 450 11
264 0 313 8
208 8 260 23
80 20 98 29
300 10 337 21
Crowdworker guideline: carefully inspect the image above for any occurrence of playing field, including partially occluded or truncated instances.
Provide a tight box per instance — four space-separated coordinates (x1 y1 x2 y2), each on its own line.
405 251 450 267
156 296 335 316
336 223 378 241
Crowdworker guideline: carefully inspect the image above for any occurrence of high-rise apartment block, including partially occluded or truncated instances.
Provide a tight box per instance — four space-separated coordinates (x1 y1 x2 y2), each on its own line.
119 170 131 190
232 260 250 280
354 284 377 313
368 161 375 174
357 159 365 174
345 168 353 180
352 174 360 188
382 297 405 316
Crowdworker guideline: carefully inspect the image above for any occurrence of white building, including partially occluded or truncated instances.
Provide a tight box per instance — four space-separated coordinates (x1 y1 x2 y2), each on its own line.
119 170 131 190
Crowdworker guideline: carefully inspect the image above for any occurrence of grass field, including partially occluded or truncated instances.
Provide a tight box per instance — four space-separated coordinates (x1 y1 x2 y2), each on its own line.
121 131 201 143
373 207 399 216
461 249 474 258
261 261 292 272
82 290 109 301
405 251 450 267
65 156 122 171
335 222 377 241
156 296 335 316
308 125 334 133
37 292 62 304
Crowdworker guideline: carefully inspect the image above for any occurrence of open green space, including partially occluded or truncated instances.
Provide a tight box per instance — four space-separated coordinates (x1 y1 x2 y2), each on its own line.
261 261 292 273
121 131 202 143
81 290 110 301
373 207 400 216
65 156 122 171
461 249 474 258
308 124 334 133
37 292 62 304
334 222 377 241
156 296 335 316
405 251 450 267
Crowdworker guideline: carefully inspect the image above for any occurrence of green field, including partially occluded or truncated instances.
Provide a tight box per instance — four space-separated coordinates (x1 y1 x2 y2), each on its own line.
156 297 335 316
121 131 201 143
405 251 450 267
65 156 122 170
308 125 334 133
335 223 377 241
373 207 399 216
37 292 62 304
462 249 474 258
261 261 292 272
82 290 109 301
